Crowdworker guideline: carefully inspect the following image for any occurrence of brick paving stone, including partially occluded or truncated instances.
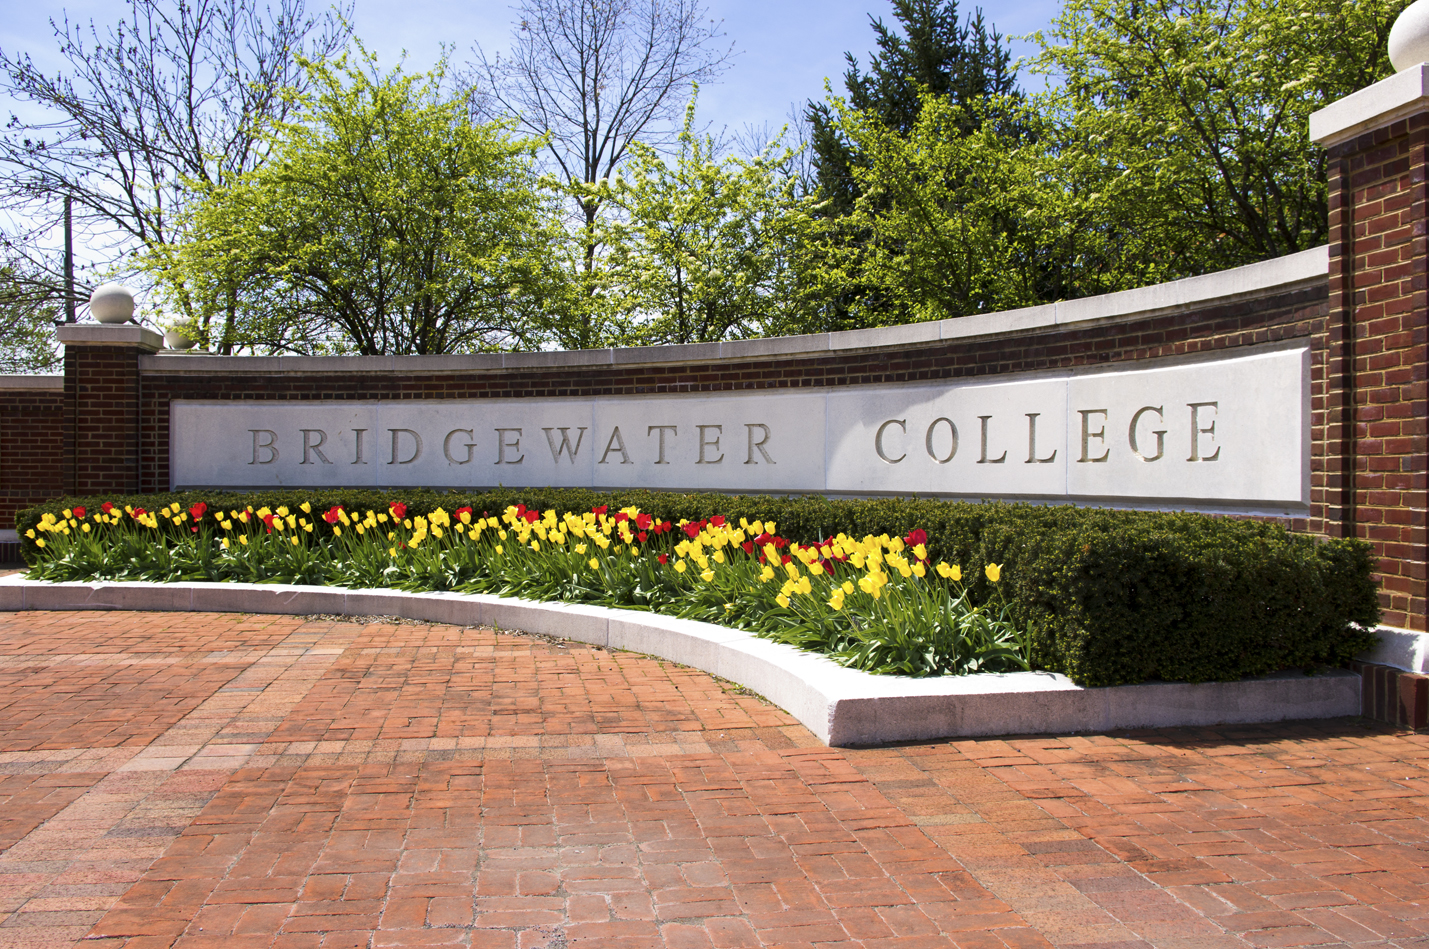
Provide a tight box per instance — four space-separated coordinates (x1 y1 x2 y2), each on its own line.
0 611 1426 948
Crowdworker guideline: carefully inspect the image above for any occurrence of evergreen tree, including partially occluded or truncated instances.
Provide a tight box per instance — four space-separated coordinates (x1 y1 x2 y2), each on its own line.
806 0 1018 219
802 0 1019 328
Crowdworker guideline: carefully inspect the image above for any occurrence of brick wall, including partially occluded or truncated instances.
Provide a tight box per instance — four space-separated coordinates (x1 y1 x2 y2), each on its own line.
0 258 1394 624
137 281 1331 529
63 345 146 500
1328 114 1429 631
0 385 62 531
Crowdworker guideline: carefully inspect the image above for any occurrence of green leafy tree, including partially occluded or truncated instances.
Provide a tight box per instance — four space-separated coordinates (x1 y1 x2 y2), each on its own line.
1032 0 1407 270
807 0 1018 218
803 0 1020 328
815 91 1171 324
0 266 61 373
590 98 820 345
144 49 567 355
472 0 734 350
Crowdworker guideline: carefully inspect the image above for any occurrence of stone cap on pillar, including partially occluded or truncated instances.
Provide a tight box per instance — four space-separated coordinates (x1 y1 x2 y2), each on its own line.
56 323 163 352
1310 62 1429 147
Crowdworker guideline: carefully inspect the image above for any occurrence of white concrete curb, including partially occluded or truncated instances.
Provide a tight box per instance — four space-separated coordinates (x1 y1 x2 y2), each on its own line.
0 575 1360 746
1361 625 1429 673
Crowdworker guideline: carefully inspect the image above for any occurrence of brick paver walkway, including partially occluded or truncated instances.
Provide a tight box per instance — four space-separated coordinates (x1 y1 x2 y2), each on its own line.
0 611 1424 949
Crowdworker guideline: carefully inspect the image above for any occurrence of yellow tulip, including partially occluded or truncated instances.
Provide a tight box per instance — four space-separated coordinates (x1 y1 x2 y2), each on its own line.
291 536 299 546
985 563 1002 582
495 545 503 554
828 589 845 610
700 569 715 582
239 535 248 546
589 558 599 569
35 538 45 548
775 594 790 608
675 561 687 574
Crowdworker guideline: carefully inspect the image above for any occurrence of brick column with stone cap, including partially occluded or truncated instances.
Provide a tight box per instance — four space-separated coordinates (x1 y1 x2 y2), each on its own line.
56 324 163 498
1312 64 1429 631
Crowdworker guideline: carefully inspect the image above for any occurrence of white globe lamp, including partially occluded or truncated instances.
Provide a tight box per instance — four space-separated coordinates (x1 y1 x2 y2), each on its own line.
1390 0 1429 70
89 283 135 324
163 329 197 350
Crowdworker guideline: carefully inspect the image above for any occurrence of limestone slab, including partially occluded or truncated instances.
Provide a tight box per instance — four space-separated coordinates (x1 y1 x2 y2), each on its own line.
169 344 1310 512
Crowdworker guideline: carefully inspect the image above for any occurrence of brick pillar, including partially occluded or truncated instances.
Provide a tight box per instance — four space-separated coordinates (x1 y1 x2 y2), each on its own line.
1313 65 1429 632
56 324 163 498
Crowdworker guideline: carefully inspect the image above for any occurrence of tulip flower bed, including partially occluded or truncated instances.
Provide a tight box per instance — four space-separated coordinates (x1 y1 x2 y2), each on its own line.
15 488 1381 687
20 499 1030 677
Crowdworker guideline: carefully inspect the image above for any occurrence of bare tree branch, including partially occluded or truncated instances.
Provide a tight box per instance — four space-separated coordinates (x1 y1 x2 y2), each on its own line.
468 0 733 348
0 0 351 314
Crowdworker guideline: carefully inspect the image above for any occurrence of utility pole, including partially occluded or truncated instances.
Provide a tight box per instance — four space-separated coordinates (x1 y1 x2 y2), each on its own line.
63 195 75 322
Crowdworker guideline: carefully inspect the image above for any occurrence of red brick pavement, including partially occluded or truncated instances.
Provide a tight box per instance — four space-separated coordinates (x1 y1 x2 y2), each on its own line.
0 611 1422 949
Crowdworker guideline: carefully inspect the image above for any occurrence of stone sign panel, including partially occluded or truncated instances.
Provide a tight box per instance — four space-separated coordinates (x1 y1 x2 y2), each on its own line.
170 345 1309 511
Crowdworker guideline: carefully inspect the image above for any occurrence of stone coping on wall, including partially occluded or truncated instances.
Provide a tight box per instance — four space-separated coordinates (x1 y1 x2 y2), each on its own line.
137 246 1329 375
0 574 1359 745
1363 626 1429 674
57 323 163 351
1311 62 1429 146
0 375 62 389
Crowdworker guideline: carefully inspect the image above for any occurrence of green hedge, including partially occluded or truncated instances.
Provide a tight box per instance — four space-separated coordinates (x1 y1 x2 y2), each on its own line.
15 488 1379 686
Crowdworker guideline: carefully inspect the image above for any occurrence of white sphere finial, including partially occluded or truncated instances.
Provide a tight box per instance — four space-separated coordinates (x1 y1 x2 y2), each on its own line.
89 283 135 324
1389 0 1429 71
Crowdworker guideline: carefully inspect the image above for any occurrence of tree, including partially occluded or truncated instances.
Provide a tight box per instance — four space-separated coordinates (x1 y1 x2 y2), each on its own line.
471 0 734 349
0 0 350 324
802 0 1020 329
818 91 1175 324
0 265 62 373
592 96 819 345
1032 0 1407 270
143 50 566 356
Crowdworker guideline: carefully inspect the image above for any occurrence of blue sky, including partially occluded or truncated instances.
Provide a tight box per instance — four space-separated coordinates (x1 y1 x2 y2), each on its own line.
2 0 1061 141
